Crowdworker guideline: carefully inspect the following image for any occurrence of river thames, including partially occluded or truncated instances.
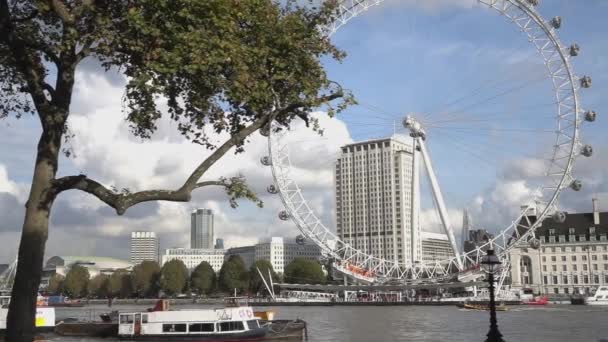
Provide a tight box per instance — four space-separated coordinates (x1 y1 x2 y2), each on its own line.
36 303 608 342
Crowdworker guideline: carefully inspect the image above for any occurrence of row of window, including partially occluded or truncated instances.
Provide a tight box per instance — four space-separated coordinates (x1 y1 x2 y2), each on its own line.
542 254 608 262
541 263 608 272
541 274 608 285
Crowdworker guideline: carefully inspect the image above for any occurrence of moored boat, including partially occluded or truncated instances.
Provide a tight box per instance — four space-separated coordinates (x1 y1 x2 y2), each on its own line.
457 303 508 311
585 286 608 306
117 300 268 341
523 296 548 305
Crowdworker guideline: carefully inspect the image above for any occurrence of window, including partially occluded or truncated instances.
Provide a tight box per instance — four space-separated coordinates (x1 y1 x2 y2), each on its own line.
142 314 148 324
542 265 547 272
552 265 557 272
561 256 567 262
189 323 214 332
583 264 588 271
219 321 245 332
543 276 548 284
120 315 134 324
163 324 187 333
554 288 559 294
246 320 259 329
553 276 558 284
564 288 570 294
584 275 589 284
571 255 577 262
593 264 598 271
594 275 600 284
551 256 556 262
573 275 578 284
582 255 587 261
563 276 568 284
562 265 567 271
573 265 577 271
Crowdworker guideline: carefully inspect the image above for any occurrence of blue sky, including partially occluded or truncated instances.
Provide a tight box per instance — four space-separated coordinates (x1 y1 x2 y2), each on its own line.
0 1 606 263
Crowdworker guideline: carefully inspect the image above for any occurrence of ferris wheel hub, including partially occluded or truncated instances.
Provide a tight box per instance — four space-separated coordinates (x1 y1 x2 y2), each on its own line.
403 115 426 140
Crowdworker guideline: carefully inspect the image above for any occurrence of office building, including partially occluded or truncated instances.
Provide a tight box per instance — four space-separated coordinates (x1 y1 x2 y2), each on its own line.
215 238 224 250
510 199 608 295
161 248 225 273
335 136 421 266
421 232 454 264
225 246 256 269
130 231 160 264
191 209 214 249
463 229 495 253
45 256 133 278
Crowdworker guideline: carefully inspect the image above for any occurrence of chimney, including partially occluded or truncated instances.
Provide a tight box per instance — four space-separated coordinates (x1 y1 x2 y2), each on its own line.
593 198 600 225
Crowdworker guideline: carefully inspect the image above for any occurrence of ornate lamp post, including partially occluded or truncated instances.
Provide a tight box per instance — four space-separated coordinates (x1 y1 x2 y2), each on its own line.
481 249 505 342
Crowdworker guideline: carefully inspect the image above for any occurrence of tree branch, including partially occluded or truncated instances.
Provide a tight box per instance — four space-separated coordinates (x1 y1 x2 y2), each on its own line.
53 114 271 214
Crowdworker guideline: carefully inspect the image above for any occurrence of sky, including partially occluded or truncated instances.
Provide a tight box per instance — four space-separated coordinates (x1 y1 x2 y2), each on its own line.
0 0 607 264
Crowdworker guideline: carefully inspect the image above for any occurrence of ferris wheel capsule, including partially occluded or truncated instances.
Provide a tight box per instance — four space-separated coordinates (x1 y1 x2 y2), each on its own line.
570 180 583 191
552 211 567 223
296 235 306 245
550 16 562 29
267 185 279 194
569 44 580 57
527 0 539 6
581 145 593 157
260 125 270 137
584 110 597 122
278 211 290 221
529 239 541 249
260 156 271 166
580 76 592 88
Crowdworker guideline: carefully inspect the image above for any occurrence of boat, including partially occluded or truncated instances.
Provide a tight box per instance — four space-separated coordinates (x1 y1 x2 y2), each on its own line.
523 295 548 305
0 295 56 334
117 299 268 341
585 286 608 306
457 303 508 311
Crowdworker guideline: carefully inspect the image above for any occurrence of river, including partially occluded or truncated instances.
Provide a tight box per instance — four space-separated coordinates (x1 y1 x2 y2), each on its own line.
39 304 608 342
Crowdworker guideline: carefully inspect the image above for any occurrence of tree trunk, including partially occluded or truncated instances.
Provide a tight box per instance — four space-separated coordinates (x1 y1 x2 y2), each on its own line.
7 129 60 342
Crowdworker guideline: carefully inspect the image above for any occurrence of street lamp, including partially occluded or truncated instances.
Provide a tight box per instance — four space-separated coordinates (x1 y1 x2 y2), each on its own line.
481 249 505 342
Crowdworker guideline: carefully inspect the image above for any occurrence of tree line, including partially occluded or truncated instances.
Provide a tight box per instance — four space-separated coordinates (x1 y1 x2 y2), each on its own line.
46 256 326 299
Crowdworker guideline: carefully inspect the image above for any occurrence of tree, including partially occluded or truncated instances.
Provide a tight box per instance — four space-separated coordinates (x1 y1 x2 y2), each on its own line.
1 0 350 339
63 265 90 298
284 258 325 284
160 259 189 296
87 274 110 298
190 261 216 295
108 269 133 298
249 260 279 295
45 274 64 296
218 258 248 294
132 261 161 298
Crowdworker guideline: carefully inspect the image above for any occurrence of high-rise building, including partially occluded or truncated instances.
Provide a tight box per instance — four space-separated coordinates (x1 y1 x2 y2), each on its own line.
335 136 421 266
421 232 454 264
215 238 224 250
130 231 160 264
191 209 214 249
463 229 495 253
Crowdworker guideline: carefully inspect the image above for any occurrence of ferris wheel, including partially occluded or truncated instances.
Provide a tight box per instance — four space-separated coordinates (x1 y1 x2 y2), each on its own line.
261 0 596 283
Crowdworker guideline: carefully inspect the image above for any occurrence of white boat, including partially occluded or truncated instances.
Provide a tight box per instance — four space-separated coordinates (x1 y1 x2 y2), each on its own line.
0 295 56 332
118 300 268 341
585 286 608 306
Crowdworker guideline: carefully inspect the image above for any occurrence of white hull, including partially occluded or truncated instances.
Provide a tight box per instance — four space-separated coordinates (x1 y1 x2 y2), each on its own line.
0 307 55 330
585 301 608 306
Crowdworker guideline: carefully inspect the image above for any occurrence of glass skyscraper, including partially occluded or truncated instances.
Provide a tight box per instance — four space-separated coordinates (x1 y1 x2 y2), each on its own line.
191 208 214 249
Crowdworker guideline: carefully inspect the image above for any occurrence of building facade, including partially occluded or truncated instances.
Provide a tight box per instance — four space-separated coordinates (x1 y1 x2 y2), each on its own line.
250 237 323 274
335 136 421 266
45 256 133 278
225 246 256 269
509 199 608 295
161 248 225 273
130 231 160 264
191 209 214 249
421 232 454 264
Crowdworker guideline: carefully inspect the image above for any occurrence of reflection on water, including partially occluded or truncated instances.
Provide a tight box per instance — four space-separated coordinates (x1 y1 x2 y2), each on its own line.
39 304 608 342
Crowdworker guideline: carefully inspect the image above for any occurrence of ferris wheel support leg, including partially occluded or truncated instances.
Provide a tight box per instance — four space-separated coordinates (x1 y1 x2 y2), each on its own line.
417 138 464 270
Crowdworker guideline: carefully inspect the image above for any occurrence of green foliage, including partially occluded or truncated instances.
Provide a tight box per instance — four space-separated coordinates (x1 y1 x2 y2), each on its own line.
219 257 249 294
88 274 110 298
63 265 90 298
132 261 161 298
190 261 216 295
284 258 325 284
108 269 133 298
46 274 64 295
160 259 189 296
249 260 279 294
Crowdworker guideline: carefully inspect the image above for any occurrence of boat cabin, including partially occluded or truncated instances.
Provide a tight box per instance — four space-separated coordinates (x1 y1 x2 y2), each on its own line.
118 306 264 338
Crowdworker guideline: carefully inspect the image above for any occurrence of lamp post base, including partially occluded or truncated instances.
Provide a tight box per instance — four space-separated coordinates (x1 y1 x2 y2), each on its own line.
485 326 505 342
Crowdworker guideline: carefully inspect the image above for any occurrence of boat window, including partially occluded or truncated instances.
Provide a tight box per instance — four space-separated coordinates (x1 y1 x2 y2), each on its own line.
246 320 259 329
218 321 245 331
141 314 148 324
163 324 187 333
120 315 134 324
189 323 214 332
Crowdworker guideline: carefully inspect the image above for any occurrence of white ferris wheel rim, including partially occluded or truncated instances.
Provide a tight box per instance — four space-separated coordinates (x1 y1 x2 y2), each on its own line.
266 0 585 283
